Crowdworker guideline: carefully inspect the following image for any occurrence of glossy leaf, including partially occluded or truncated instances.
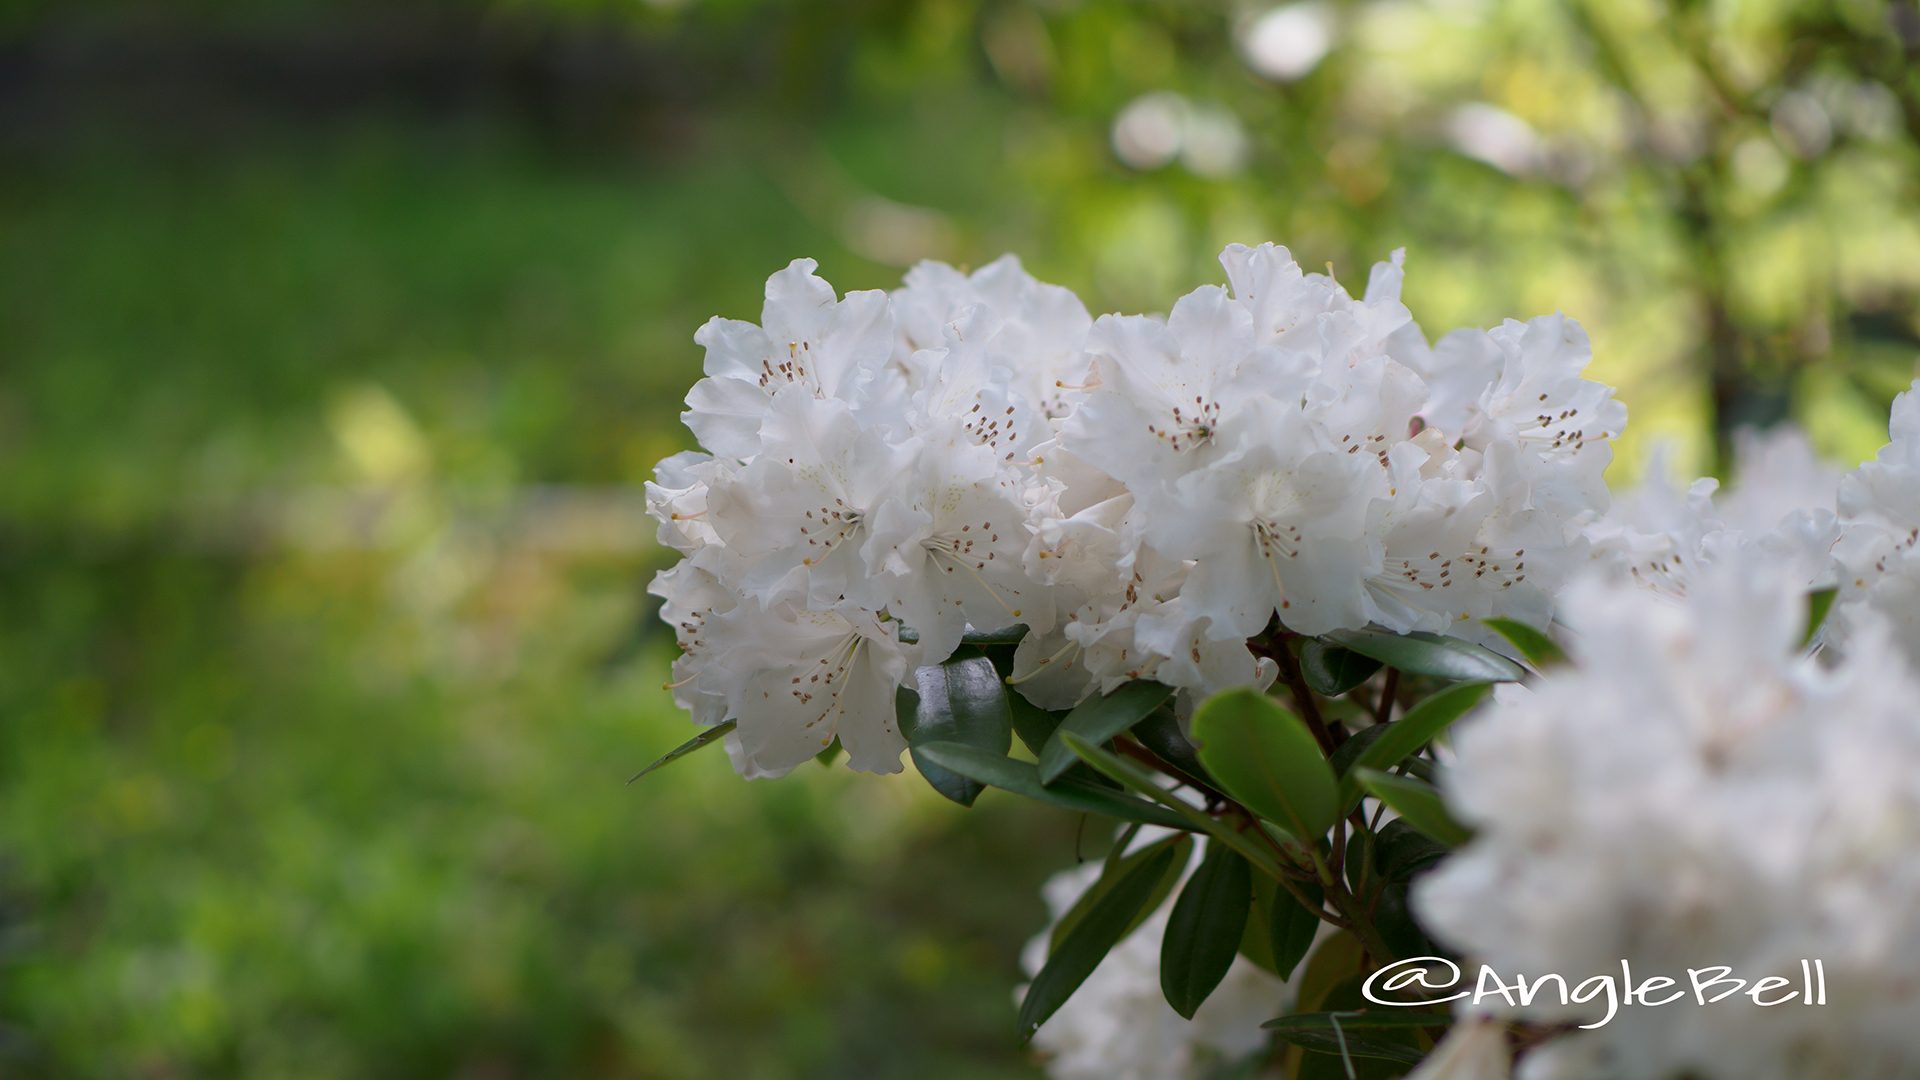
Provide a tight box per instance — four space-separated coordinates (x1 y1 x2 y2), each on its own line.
1336 682 1491 813
1160 844 1252 1018
627 719 736 784
1131 704 1207 780
1355 769 1472 847
1038 680 1174 784
1323 628 1525 683
1052 833 1191 949
900 657 1013 807
1300 640 1383 696
912 742 1191 830
1019 841 1181 1041
1373 818 1449 883
1483 617 1566 668
1059 734 1288 881
1190 689 1339 842
1268 877 1324 981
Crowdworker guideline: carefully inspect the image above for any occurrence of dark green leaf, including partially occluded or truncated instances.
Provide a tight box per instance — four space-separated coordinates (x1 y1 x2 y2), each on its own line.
912 742 1193 830
1803 586 1838 647
1300 640 1384 696
1190 689 1339 842
1373 882 1438 960
1161 845 1253 1018
1355 769 1472 847
1132 703 1208 779
1373 819 1449 883
1052 834 1192 949
1058 734 1288 880
627 719 737 784
1323 628 1526 683
1483 617 1566 667
901 658 1014 807
1326 723 1391 780
1039 680 1176 784
1336 682 1491 813
1019 841 1181 1041
986 651 1114 788
1285 979 1434 1076
1268 878 1324 981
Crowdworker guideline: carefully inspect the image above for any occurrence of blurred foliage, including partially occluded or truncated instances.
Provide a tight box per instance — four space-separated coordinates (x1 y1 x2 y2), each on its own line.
2 0 1919 1076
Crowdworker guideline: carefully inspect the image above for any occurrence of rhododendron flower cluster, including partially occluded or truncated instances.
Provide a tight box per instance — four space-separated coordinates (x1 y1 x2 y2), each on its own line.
648 245 1621 777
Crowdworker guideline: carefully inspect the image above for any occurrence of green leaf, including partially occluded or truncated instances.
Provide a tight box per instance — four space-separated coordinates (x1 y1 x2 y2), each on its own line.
911 742 1192 830
1292 930 1364 1014
1268 877 1324 981
813 738 842 768
1336 682 1491 813
1372 819 1449 883
900 657 1014 807
1354 769 1472 847
1039 680 1175 784
1058 734 1288 881
1052 834 1191 950
627 719 737 784
1326 724 1391 782
1482 617 1566 668
1803 586 1838 647
1160 845 1253 1018
1373 882 1438 960
1290 978 1434 1078
1265 1009 1447 1068
1132 704 1207 780
1299 640 1383 696
1323 628 1526 683
1019 840 1182 1041
1190 689 1340 842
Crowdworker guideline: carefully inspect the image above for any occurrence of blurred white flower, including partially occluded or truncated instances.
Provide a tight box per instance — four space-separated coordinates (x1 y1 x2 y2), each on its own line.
1239 3 1336 83
1416 551 1920 1078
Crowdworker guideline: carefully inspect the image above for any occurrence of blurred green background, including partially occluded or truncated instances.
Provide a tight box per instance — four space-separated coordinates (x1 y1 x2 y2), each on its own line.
2 0 1918 1075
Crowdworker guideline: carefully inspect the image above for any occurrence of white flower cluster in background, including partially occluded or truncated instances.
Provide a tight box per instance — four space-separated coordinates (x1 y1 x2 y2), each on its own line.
1020 837 1298 1080
1415 549 1920 1080
647 246 1626 777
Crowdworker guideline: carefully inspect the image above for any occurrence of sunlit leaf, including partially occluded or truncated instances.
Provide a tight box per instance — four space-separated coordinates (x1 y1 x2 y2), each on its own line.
1803 586 1838 647
1482 617 1566 668
1058 734 1288 881
1190 689 1339 842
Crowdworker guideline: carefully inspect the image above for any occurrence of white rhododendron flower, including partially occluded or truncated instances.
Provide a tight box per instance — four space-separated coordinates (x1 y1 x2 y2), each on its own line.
1833 382 1920 664
1415 551 1920 1079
